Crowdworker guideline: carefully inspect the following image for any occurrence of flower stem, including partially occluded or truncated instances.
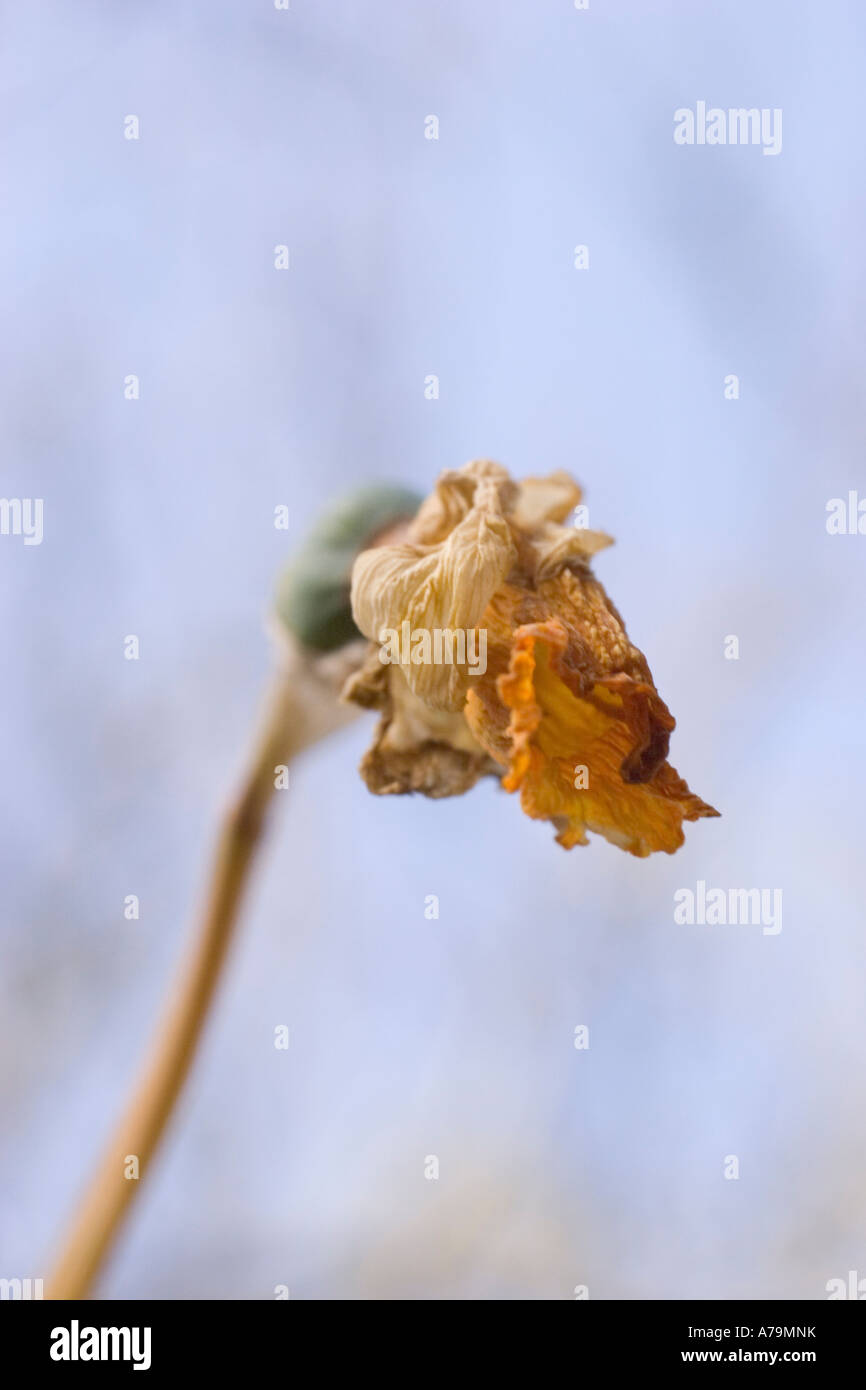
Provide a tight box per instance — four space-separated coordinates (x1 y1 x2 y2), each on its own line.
45 669 303 1300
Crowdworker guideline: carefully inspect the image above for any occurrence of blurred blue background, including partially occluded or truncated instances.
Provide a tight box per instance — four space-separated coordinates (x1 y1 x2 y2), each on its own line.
1 0 865 1299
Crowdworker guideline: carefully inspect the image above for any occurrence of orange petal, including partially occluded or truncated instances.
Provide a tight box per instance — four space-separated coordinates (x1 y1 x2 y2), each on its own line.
466 613 718 856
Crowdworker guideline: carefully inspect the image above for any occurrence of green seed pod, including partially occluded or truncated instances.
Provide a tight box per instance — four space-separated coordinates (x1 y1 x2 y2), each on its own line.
275 483 423 652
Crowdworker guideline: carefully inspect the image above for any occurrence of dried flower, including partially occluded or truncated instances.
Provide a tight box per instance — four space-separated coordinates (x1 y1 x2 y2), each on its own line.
345 459 719 855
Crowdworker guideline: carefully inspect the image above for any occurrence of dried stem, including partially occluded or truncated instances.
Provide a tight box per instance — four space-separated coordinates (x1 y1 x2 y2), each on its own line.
46 643 358 1300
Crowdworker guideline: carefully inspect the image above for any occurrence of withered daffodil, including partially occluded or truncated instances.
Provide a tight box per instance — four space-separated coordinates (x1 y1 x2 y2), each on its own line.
343 459 718 855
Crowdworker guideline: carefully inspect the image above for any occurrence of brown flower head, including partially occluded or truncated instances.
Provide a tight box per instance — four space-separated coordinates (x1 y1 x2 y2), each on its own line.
343 459 719 855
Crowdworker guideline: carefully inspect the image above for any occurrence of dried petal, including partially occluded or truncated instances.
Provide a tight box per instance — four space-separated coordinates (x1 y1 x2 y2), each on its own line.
465 614 718 856
344 647 497 797
350 461 516 711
